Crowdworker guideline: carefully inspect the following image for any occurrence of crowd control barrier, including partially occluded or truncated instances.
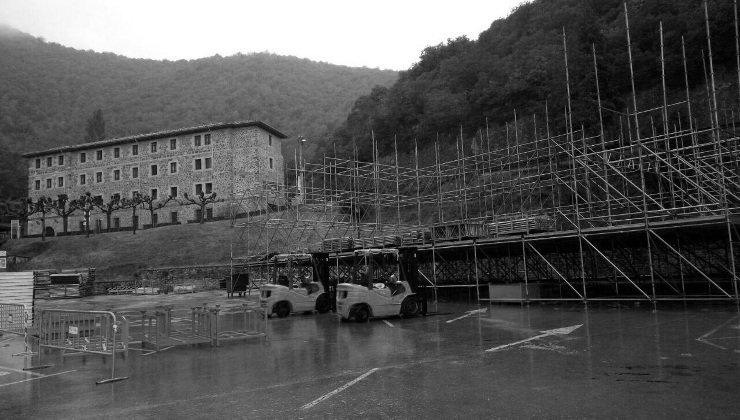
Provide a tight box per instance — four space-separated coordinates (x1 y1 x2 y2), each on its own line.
35 309 129 384
0 302 36 357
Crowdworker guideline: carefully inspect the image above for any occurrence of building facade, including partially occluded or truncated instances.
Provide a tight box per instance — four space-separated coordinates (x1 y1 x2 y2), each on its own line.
23 121 287 236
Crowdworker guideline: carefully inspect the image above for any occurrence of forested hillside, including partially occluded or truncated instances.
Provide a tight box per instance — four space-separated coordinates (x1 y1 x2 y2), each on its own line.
0 23 397 199
332 0 740 162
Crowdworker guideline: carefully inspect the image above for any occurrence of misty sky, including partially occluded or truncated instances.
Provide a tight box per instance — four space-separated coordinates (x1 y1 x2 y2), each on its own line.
0 0 525 70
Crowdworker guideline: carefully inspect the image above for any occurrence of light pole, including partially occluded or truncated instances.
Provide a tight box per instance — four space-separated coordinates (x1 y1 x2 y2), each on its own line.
296 136 307 203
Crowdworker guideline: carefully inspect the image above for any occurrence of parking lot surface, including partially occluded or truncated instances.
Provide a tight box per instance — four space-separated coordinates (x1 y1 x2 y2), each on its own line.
1 292 739 419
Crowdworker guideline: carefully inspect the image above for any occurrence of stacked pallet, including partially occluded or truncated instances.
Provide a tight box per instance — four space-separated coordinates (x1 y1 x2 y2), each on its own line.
33 271 52 299
321 237 354 252
488 215 556 237
401 230 431 245
432 223 487 242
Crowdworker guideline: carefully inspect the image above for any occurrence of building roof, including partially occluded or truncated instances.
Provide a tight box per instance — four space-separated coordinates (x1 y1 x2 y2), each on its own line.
22 120 289 158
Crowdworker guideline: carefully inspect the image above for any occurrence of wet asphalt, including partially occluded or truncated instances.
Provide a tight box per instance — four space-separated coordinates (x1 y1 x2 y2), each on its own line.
1 291 739 419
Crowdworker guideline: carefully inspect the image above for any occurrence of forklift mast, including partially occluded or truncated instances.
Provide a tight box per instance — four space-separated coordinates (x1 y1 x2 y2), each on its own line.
311 252 336 311
399 247 426 315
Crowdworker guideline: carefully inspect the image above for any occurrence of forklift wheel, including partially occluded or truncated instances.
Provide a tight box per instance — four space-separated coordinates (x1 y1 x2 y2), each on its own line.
401 297 420 317
276 302 290 318
315 294 331 314
353 306 369 322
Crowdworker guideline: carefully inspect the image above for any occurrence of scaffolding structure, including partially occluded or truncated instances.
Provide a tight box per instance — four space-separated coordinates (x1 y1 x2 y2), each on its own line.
231 1 740 303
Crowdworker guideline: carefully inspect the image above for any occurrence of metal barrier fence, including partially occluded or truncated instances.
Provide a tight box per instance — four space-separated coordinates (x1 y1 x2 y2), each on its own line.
0 302 35 357
35 309 129 384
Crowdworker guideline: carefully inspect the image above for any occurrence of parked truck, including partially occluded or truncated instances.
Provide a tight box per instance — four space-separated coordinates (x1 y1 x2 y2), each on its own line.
260 252 334 318
336 247 425 322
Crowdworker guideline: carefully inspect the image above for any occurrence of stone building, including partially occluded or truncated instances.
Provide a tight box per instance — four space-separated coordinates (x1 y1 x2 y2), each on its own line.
23 121 287 236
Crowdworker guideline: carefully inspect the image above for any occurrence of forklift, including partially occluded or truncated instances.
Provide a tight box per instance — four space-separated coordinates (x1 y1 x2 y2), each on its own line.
335 247 426 322
259 252 336 318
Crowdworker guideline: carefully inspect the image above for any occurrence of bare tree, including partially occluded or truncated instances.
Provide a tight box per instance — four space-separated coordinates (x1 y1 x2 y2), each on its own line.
181 191 220 224
33 196 53 240
120 192 142 235
77 192 99 238
52 194 80 234
139 194 174 228
93 194 124 232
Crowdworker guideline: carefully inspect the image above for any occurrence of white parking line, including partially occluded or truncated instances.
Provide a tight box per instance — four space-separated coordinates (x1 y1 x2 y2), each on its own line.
0 365 45 377
0 370 76 388
383 320 394 327
301 368 380 410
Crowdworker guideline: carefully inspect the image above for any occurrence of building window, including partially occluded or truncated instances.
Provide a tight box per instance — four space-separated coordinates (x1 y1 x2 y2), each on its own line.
46 179 52 188
96 172 103 183
132 167 139 178
194 135 201 147
35 159 41 169
152 213 158 226
196 182 213 195
114 169 120 181
80 152 86 163
204 134 211 145
206 208 213 219
195 208 202 221
205 157 212 169
114 147 120 158
171 211 178 223
132 190 139 198
151 188 158 200
132 215 139 228
58 155 64 165
195 159 202 170
170 138 177 150
34 180 40 190
132 144 139 156
269 158 273 169
150 164 158 176
96 150 103 160
269 135 272 146
170 186 178 198
151 142 157 153
113 193 121 201
195 183 202 195
58 176 64 187
47 157 52 167
206 182 212 194
170 162 177 173
80 174 86 185
113 217 120 229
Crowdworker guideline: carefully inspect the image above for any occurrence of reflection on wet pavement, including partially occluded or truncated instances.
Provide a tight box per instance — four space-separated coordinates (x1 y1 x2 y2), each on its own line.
1 298 739 419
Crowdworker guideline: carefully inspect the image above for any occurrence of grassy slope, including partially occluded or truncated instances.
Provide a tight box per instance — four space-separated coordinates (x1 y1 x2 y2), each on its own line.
4 220 237 282
2 213 325 282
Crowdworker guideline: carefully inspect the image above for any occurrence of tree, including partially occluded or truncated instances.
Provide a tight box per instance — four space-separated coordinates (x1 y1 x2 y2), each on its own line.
139 194 174 228
84 108 106 142
120 192 142 235
181 191 220 224
52 194 80 234
32 196 53 241
77 192 99 238
93 194 123 232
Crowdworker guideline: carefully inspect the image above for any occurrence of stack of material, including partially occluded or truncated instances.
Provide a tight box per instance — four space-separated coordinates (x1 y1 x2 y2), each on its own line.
488 215 556 237
432 223 487 242
33 271 52 299
107 285 135 294
321 237 354 252
401 230 431 245
48 273 83 298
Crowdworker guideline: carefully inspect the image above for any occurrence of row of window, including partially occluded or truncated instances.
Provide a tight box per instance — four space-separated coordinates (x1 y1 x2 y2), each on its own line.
34 134 214 168
32 181 213 201
82 207 214 231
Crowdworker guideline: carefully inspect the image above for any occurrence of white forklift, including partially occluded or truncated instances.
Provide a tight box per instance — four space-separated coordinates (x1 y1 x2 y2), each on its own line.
336 247 425 322
260 252 334 318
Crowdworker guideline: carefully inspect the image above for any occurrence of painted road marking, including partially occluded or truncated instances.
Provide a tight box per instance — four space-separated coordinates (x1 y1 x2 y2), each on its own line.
0 370 76 388
301 368 380 410
485 324 583 352
383 320 394 327
696 316 738 351
446 308 488 323
0 365 46 377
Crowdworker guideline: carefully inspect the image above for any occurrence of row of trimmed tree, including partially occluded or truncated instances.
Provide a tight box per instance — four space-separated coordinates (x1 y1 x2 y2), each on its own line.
17 191 219 240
